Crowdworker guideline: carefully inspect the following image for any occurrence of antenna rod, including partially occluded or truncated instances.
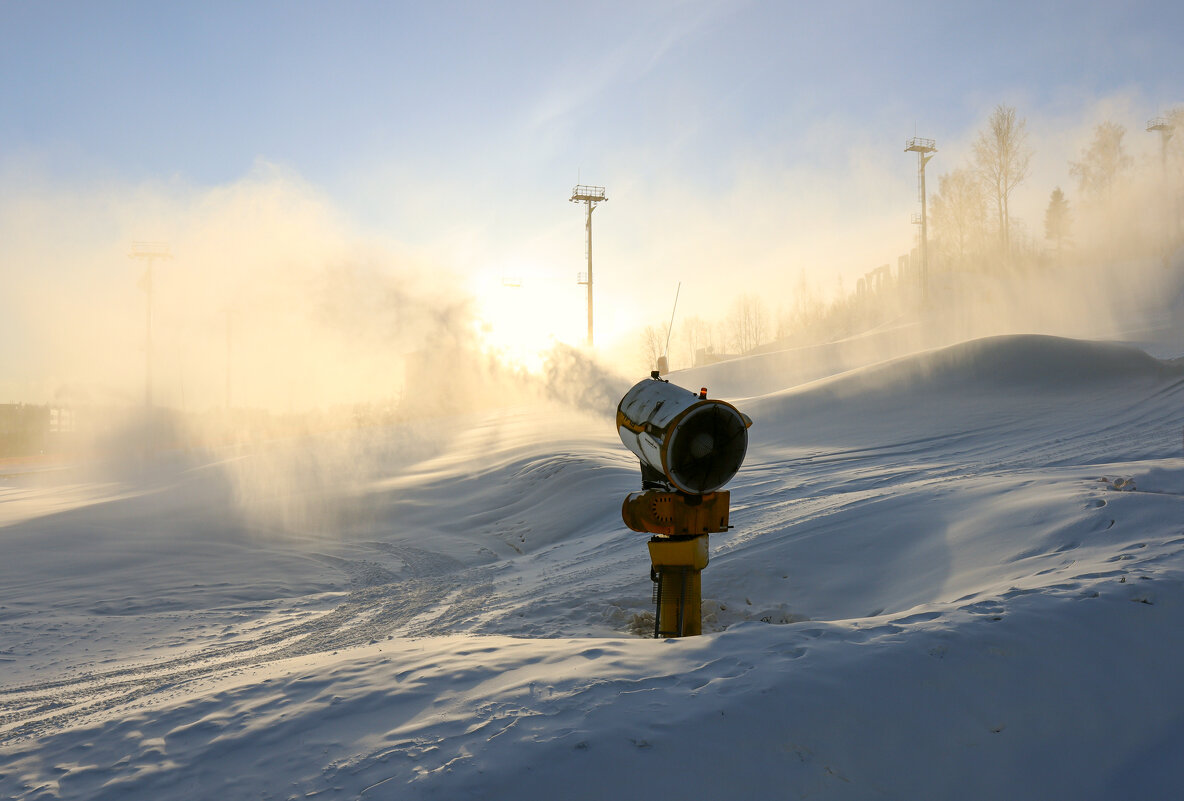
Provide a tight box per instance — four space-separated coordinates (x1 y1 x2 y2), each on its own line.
662 282 681 358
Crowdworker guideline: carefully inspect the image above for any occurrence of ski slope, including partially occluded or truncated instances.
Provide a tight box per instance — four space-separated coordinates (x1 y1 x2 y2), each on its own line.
2 323 1184 798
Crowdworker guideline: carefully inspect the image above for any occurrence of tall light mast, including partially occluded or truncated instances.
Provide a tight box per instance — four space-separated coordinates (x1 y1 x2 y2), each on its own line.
905 137 937 302
1147 116 1176 263
129 241 172 407
570 184 607 347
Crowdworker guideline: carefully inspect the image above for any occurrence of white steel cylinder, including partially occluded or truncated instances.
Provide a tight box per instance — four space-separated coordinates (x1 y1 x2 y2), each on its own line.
616 377 750 494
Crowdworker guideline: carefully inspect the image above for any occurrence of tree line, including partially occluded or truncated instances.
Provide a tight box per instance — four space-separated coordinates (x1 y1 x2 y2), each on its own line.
639 102 1183 370
932 104 1182 271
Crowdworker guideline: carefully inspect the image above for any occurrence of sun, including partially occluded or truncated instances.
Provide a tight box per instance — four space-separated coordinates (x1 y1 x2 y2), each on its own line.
470 268 583 371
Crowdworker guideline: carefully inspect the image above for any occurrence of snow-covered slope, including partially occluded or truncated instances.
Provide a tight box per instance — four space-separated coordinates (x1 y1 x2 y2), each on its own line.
2 332 1183 800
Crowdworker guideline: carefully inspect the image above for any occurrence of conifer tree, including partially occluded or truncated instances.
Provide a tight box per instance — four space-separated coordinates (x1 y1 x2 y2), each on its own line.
1043 187 1072 264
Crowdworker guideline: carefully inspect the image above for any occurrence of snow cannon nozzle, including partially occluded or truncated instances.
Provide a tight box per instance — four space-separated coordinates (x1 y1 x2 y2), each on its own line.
617 377 751 496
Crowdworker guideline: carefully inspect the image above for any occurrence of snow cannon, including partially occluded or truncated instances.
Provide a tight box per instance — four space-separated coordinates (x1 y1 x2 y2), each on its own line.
616 373 750 495
616 373 752 638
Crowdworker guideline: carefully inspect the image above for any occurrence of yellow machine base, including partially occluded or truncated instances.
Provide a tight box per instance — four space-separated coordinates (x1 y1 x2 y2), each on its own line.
648 533 709 638
623 490 729 536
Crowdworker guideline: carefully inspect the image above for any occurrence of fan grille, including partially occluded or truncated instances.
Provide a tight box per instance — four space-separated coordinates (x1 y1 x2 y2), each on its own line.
666 403 748 493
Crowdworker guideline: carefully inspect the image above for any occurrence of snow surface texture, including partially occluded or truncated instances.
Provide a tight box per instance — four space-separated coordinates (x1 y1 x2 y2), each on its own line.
3 327 1184 798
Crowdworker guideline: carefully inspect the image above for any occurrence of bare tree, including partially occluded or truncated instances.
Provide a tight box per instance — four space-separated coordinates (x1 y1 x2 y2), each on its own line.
782 270 822 336
725 294 769 354
1069 121 1132 204
930 167 988 268
679 314 714 368
640 324 666 370
775 306 793 341
973 104 1032 260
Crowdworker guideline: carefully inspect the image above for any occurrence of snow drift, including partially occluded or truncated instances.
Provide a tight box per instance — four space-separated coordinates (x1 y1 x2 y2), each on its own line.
2 330 1183 800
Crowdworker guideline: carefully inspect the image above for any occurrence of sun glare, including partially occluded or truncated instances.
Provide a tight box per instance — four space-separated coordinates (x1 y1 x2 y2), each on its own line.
471 269 584 372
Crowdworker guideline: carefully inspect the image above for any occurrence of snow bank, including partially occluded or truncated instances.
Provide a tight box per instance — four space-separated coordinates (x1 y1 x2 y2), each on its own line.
2 331 1183 799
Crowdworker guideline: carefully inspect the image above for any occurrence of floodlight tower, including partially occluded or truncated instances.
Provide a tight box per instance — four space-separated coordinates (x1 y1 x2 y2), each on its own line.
570 184 607 347
1147 117 1176 261
129 241 172 407
905 137 937 302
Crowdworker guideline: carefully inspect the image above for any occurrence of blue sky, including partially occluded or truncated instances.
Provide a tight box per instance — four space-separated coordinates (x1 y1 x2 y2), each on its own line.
2 1 1183 397
5 1 1180 188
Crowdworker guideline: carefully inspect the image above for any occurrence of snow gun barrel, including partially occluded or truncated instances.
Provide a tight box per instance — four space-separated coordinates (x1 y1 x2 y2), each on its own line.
615 374 752 495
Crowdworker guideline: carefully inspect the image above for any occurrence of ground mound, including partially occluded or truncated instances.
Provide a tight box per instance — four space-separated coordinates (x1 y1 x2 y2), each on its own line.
866 333 1174 389
749 333 1179 417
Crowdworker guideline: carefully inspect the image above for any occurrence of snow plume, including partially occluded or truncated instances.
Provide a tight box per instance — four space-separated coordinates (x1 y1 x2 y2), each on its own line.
0 166 510 529
203 344 633 536
0 164 647 534
0 163 486 412
539 343 632 418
